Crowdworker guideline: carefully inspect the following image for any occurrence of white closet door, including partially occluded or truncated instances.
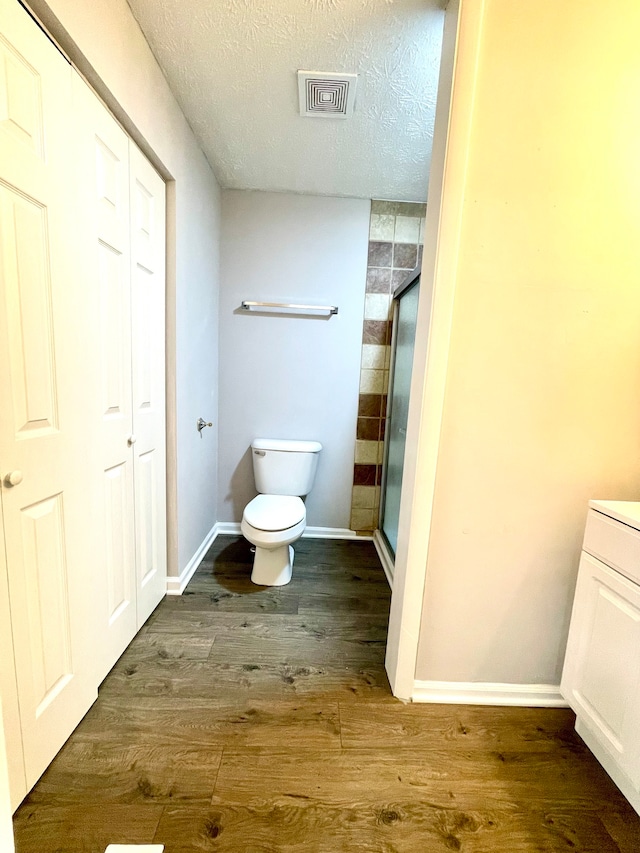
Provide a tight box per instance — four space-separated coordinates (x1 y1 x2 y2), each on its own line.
129 144 167 626
0 0 97 791
72 76 137 680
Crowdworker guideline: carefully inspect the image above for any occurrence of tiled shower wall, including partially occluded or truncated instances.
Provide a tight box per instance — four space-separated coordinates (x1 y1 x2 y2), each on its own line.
350 200 426 534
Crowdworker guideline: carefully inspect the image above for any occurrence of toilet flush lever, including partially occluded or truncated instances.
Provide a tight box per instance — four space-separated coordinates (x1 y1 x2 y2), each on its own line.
197 417 212 437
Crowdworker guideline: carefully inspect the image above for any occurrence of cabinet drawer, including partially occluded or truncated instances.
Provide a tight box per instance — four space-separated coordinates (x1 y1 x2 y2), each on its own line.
583 509 640 584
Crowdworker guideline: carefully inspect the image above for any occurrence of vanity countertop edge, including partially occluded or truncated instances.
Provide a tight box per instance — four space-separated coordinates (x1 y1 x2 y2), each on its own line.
588 500 640 532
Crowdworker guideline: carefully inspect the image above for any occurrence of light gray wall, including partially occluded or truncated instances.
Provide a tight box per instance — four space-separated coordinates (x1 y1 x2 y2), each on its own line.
173 177 220 572
29 0 221 577
219 190 370 528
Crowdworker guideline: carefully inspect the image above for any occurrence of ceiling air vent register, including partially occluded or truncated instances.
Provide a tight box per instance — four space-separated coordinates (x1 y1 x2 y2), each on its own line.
297 71 358 119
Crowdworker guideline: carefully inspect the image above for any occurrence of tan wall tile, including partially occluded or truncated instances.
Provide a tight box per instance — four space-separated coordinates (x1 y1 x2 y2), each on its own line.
364 293 391 321
371 200 426 217
369 213 395 241
355 439 379 465
350 508 374 531
359 369 384 393
394 216 420 244
352 485 376 509
361 344 386 370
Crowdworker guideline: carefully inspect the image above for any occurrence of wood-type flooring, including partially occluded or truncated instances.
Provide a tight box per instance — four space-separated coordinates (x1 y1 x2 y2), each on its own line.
12 535 640 852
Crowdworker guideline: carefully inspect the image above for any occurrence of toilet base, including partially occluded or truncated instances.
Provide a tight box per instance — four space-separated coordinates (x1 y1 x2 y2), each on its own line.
251 544 294 586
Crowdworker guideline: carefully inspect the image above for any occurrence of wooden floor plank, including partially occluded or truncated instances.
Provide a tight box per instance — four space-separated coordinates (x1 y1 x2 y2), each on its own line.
12 534 640 852
208 633 386 668
297 594 391 615
152 802 621 853
338 701 585 752
154 588 301 614
212 747 623 811
114 631 215 662
99 658 394 703
73 696 342 752
13 804 163 853
145 610 390 640
25 741 222 805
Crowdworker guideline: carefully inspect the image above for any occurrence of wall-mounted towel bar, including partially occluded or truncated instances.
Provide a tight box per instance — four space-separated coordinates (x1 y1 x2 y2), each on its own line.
240 300 338 316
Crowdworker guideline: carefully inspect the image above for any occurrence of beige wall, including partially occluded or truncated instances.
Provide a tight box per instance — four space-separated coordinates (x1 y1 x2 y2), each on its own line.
416 0 640 684
27 0 222 578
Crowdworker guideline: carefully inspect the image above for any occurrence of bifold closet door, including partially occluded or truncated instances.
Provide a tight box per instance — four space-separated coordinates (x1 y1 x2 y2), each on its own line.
73 79 167 673
72 76 138 680
129 145 167 627
0 0 98 800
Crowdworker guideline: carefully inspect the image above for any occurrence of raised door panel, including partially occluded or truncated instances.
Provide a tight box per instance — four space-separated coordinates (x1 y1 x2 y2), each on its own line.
17 495 73 711
129 143 166 627
0 186 58 439
0 0 97 795
0 23 45 199
104 462 134 628
99 241 129 424
562 552 640 776
72 74 136 680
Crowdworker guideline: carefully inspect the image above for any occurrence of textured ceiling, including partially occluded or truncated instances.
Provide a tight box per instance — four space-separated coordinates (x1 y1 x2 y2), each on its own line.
126 0 445 201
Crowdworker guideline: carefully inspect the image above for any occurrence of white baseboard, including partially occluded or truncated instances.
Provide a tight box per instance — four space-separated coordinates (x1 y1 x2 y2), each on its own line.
166 523 219 595
215 522 241 535
305 526 371 540
213 522 371 541
372 530 394 589
412 680 568 707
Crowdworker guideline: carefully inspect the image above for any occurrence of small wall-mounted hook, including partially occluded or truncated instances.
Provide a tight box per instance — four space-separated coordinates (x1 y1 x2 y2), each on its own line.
197 417 213 437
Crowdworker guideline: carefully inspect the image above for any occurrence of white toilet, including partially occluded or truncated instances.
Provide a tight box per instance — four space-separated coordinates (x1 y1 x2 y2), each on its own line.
241 438 322 586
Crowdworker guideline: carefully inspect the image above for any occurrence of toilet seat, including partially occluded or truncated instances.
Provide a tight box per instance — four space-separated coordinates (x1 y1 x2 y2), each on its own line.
243 494 305 532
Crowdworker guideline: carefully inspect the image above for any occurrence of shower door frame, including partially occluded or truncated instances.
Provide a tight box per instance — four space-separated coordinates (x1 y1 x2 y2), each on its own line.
378 266 422 561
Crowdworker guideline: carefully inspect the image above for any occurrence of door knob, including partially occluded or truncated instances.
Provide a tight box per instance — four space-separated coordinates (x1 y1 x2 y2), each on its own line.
127 434 137 446
4 470 23 487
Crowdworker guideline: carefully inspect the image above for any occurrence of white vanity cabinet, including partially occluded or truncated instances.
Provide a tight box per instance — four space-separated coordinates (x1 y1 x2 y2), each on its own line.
561 500 640 816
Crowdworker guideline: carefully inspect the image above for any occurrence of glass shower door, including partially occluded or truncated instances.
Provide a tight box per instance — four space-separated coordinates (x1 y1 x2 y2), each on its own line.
380 275 420 557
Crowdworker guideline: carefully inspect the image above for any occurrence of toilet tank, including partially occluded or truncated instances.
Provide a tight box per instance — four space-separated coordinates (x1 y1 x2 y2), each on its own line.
251 438 322 496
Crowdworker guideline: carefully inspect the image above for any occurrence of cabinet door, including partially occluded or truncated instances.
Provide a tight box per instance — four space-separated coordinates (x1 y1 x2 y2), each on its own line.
0 0 97 792
129 144 167 627
561 552 640 780
72 75 137 681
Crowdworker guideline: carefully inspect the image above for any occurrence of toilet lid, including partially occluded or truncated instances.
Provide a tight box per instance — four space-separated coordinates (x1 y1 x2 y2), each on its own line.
244 495 305 532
